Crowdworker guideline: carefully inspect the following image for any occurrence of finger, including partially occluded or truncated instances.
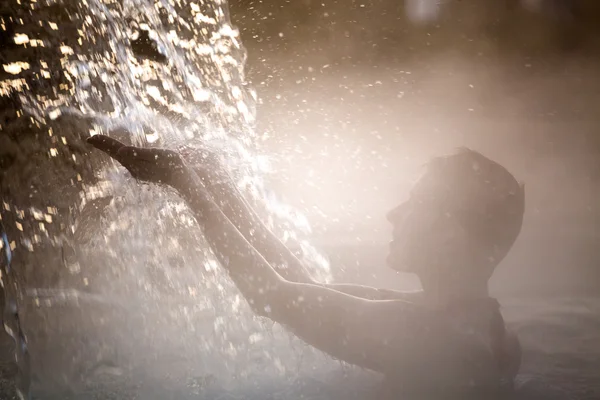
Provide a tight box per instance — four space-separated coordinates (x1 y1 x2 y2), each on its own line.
116 146 180 183
111 146 151 179
116 146 174 163
116 146 176 172
87 135 126 158
115 146 151 166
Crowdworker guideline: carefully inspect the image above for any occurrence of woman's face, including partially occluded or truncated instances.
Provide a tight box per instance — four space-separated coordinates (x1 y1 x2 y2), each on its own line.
386 178 467 275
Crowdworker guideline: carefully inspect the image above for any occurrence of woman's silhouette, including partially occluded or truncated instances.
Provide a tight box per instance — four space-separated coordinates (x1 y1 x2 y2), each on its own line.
87 135 524 397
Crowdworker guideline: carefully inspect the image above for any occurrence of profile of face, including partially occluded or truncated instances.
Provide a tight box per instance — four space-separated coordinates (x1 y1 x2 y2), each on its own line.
385 149 525 282
385 177 471 276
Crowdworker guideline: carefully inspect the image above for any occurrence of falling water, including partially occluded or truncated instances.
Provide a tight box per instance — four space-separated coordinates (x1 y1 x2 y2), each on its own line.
1 0 334 398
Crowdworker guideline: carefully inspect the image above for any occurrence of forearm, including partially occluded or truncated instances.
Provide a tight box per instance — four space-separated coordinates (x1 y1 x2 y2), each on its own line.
191 166 423 301
192 164 315 284
323 284 422 302
176 177 387 371
175 178 417 372
87 137 414 375
196 174 421 302
172 171 285 312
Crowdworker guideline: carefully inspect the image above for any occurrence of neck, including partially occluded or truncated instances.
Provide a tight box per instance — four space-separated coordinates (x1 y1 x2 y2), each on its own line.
418 273 490 306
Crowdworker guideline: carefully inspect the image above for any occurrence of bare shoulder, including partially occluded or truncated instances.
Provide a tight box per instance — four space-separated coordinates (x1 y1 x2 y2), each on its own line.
349 299 503 384
354 299 463 339
347 300 470 367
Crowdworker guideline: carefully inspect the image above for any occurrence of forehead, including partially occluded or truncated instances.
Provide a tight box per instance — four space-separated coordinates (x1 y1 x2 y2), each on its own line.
408 156 521 215
407 161 488 209
407 168 453 204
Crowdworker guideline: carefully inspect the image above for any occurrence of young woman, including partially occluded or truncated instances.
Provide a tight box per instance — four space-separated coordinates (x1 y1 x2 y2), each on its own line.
87 134 524 397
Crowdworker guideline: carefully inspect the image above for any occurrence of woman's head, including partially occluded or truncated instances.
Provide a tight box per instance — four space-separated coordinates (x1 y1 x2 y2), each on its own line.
387 148 525 284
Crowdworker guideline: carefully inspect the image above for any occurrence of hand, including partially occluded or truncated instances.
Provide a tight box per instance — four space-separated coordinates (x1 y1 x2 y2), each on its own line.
87 135 188 185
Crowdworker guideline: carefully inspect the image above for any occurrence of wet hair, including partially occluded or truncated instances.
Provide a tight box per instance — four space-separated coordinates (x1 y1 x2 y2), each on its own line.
420 148 525 275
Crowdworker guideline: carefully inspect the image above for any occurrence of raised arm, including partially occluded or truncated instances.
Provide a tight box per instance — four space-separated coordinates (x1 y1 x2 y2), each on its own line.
174 168 427 371
179 146 315 284
87 136 437 373
179 146 423 302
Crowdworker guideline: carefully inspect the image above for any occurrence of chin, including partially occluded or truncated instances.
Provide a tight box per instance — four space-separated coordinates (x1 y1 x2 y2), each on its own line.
386 252 410 272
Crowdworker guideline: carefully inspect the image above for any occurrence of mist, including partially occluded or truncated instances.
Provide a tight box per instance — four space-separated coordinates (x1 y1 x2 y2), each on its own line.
228 0 600 295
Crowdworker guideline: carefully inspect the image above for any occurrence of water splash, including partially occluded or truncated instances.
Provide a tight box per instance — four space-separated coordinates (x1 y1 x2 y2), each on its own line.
18 0 328 271
22 0 255 142
2 0 332 396
0 222 30 400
